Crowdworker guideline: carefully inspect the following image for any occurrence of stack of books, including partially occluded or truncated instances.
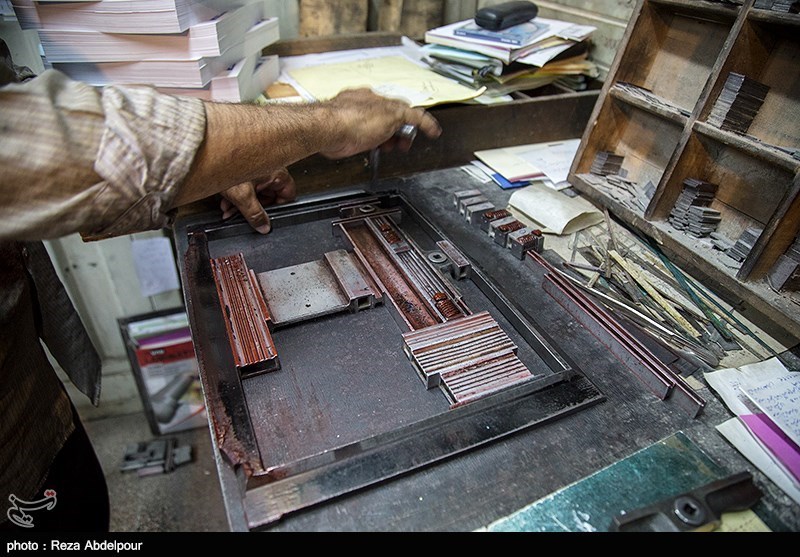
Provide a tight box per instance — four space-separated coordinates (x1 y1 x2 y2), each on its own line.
422 15 598 97
12 0 280 102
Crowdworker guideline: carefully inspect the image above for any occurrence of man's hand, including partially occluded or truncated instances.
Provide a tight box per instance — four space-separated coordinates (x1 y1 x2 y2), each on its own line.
220 167 296 234
319 88 442 160
177 88 442 208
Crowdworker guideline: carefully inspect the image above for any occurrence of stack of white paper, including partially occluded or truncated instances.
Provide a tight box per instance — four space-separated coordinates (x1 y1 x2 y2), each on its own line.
37 2 270 61
17 0 280 101
157 54 279 103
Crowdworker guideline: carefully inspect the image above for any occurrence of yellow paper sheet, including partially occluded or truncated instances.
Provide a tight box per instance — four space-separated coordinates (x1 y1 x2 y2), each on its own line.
287 55 485 107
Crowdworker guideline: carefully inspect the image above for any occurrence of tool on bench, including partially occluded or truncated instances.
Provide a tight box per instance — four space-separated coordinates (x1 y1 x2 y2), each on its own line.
610 471 762 532
369 124 418 190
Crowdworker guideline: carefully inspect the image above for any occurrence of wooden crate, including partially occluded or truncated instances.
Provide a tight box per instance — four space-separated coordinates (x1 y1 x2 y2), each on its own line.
569 0 800 341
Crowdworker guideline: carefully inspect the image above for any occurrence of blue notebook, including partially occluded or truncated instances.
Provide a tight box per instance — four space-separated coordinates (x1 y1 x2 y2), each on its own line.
454 20 549 47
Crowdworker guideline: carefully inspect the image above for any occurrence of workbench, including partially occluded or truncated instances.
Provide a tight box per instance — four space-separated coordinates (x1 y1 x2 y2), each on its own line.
174 166 799 532
172 33 798 532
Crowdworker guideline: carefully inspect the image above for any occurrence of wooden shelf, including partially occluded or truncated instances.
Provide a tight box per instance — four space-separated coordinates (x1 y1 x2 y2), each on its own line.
749 8 800 27
694 121 800 173
569 0 800 342
613 2 733 118
649 0 742 20
609 83 689 126
573 99 684 192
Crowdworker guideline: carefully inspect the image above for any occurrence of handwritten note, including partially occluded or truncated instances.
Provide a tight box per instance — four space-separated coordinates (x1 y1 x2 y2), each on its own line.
704 357 791 416
130 236 180 297
741 373 800 447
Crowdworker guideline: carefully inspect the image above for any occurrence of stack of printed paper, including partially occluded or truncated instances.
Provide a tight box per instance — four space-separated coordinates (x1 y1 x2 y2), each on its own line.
13 0 280 101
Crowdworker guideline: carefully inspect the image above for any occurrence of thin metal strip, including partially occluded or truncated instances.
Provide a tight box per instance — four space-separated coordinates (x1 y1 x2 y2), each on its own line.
530 252 705 417
242 374 604 529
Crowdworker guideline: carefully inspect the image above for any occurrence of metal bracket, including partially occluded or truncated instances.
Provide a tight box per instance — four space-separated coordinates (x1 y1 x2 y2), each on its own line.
610 471 763 532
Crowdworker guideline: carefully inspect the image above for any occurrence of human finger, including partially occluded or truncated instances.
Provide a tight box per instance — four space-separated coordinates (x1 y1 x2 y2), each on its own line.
255 167 296 205
221 181 271 234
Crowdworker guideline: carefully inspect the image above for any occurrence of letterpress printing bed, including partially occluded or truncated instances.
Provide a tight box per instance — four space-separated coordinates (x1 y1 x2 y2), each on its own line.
173 167 799 532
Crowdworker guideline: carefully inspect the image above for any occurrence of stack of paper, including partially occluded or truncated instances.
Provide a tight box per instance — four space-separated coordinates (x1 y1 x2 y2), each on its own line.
705 357 800 505
17 0 280 101
15 0 220 33
422 16 598 97
283 49 485 108
471 139 581 191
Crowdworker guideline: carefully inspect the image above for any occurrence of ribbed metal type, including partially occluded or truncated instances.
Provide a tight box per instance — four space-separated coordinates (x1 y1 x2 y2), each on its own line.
210 253 280 376
402 311 533 405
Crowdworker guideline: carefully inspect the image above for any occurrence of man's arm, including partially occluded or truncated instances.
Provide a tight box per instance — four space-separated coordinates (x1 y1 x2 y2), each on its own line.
0 70 440 242
173 88 441 206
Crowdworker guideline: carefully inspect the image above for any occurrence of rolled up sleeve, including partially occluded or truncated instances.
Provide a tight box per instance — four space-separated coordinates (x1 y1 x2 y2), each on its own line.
0 69 207 241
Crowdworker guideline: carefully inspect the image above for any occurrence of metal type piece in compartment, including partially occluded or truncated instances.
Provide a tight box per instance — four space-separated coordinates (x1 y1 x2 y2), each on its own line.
177 190 604 530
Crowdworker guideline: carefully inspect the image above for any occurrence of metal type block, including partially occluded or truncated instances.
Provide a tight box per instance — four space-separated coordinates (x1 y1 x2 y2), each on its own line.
479 209 511 232
210 253 280 377
489 216 518 239
436 240 471 280
466 201 496 225
402 311 519 389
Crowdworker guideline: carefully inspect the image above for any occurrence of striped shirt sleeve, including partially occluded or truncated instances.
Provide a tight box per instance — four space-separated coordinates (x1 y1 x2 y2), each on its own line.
0 69 207 241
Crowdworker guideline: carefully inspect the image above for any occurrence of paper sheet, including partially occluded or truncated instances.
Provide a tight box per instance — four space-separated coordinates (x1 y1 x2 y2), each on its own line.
474 139 580 190
287 54 485 107
705 357 800 503
131 237 180 297
741 372 800 447
507 183 603 235
474 147 545 182
717 417 800 505
704 357 791 416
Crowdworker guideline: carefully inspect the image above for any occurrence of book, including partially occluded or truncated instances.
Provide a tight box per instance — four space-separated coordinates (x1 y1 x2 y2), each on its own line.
453 19 549 47
37 2 272 62
51 17 280 88
127 312 189 344
30 0 222 34
157 54 279 102
425 17 595 65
